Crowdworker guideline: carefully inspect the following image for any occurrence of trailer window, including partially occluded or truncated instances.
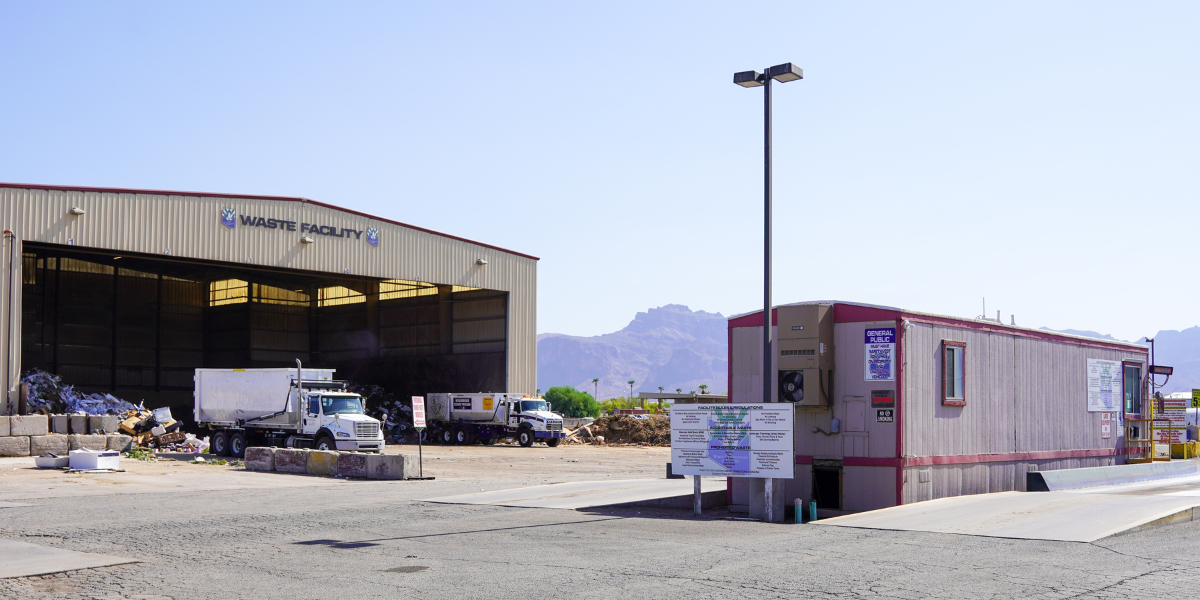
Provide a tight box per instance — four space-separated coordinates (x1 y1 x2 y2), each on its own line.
321 395 365 415
942 341 966 406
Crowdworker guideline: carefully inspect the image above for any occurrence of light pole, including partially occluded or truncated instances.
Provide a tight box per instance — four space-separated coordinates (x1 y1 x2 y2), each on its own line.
733 61 803 524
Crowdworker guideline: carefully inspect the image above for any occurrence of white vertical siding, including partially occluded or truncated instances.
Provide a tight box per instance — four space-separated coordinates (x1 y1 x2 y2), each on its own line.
0 187 537 395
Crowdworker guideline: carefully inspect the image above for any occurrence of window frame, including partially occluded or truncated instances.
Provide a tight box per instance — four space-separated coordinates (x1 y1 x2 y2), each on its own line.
941 340 967 406
1122 361 1144 417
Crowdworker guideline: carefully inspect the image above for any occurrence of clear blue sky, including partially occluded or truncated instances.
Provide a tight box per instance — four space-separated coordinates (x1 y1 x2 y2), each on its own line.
1 2 1196 341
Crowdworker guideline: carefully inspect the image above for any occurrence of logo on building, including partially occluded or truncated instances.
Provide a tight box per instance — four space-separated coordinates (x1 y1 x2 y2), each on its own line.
220 208 236 229
366 227 380 247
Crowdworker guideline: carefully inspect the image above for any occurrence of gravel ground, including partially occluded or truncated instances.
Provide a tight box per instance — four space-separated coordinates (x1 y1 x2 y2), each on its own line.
0 444 1197 599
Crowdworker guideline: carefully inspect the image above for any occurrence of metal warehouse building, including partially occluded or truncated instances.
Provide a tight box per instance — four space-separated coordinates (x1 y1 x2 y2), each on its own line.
0 183 537 421
728 301 1149 516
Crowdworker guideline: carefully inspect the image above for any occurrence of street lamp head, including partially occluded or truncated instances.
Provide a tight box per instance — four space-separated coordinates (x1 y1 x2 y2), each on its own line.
767 63 803 83
733 70 764 87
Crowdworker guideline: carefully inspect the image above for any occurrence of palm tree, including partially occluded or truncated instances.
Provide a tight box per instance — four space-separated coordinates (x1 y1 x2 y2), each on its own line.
657 386 665 409
676 388 682 394
699 384 709 395
592 378 599 404
627 380 635 410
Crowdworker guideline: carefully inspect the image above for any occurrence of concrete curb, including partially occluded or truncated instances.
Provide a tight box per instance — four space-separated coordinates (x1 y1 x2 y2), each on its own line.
246 447 414 480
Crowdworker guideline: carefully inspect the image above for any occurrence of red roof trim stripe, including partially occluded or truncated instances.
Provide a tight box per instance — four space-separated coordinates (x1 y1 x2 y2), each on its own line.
0 182 539 261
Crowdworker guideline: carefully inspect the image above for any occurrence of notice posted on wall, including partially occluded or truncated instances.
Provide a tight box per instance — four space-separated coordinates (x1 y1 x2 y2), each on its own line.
670 404 794 479
864 328 896 381
1086 359 1122 412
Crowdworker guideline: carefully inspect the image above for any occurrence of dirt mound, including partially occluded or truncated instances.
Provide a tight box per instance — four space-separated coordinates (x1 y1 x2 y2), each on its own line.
579 414 670 445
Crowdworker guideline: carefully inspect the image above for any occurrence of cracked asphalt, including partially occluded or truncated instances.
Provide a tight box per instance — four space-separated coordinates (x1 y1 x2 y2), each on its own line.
1 445 1197 599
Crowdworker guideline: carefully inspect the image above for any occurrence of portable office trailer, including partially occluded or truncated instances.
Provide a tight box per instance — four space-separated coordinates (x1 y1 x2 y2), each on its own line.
728 301 1149 514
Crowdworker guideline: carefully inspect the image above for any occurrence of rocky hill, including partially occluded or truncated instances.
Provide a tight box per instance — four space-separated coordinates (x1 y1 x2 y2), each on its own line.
537 305 727 399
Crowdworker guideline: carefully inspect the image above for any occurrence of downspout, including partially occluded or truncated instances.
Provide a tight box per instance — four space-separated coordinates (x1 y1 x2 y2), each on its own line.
4 230 12 416
894 318 905 506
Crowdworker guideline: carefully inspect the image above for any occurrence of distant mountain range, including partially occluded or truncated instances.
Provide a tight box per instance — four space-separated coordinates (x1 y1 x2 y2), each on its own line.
535 311 1200 401
537 305 727 399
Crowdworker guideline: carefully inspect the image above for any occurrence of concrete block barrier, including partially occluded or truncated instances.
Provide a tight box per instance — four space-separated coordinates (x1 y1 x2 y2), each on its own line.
31 434 69 456
245 447 276 471
69 415 88 434
11 415 48 437
307 450 339 476
50 415 70 434
88 415 120 434
0 436 30 457
106 434 133 452
337 452 368 478
0 416 9 436
69 434 109 451
366 453 411 480
274 449 308 473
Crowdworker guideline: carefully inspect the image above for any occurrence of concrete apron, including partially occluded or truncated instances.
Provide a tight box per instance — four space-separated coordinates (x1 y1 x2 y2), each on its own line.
815 464 1200 543
0 539 138 579
425 478 728 511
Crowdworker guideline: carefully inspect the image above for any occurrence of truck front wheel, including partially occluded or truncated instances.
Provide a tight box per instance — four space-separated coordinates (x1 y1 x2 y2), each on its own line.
212 430 230 457
545 438 561 448
314 435 336 451
518 428 534 447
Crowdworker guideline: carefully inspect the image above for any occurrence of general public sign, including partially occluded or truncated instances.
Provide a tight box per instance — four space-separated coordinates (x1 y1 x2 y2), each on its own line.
864 328 896 382
411 396 427 430
670 404 793 479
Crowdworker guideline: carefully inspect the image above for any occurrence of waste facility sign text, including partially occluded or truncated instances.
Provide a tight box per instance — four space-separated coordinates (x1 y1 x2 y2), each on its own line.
670 404 793 479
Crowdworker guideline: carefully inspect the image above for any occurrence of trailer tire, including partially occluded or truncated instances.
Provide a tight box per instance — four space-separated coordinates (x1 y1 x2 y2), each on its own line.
455 428 469 445
440 429 454 445
518 427 534 447
212 430 231 457
545 438 561 448
230 431 247 458
314 435 336 451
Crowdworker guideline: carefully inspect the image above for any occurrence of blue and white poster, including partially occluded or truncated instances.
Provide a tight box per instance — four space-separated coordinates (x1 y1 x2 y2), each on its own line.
865 327 896 381
670 404 793 478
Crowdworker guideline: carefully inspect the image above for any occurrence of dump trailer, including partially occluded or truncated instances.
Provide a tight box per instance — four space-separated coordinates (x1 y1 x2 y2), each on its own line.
425 393 565 447
194 362 385 458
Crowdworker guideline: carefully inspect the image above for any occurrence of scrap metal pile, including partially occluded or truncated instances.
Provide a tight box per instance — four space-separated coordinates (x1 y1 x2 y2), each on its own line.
23 369 136 415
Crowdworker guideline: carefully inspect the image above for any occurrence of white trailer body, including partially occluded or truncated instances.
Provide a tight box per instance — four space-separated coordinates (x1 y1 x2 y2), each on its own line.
194 368 335 427
426 393 565 447
194 366 384 458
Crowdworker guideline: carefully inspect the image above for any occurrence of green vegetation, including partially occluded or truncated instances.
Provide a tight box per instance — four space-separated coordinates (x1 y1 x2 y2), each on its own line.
544 386 601 418
125 447 155 461
599 397 668 415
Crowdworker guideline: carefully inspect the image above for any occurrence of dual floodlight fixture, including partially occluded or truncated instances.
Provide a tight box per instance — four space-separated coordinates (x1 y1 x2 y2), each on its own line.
733 62 804 87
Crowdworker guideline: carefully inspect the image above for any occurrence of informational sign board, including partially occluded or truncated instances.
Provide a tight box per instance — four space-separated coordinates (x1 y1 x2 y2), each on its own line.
865 328 896 382
670 404 794 479
870 390 894 408
1192 389 1200 409
1086 359 1122 412
1152 396 1187 444
1101 412 1112 439
876 409 894 423
411 396 427 429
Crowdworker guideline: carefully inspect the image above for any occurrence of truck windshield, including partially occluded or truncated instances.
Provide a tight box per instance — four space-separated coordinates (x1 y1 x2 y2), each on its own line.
320 395 365 415
520 400 548 413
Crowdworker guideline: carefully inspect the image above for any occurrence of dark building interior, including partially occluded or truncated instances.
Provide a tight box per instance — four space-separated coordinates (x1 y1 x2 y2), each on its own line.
19 242 508 425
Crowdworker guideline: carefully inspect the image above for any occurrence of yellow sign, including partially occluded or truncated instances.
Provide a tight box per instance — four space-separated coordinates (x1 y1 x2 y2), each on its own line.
1192 389 1200 409
483 397 493 410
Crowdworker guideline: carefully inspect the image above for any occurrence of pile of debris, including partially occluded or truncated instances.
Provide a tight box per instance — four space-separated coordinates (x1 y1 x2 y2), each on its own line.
570 414 671 446
23 369 136 415
119 406 186 448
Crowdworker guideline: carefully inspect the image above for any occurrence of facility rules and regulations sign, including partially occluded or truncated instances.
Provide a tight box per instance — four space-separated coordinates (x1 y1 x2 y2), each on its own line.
865 328 896 381
670 404 794 479
1086 359 1122 412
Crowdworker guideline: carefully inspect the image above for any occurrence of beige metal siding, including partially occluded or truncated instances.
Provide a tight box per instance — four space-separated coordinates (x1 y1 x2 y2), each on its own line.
0 187 537 396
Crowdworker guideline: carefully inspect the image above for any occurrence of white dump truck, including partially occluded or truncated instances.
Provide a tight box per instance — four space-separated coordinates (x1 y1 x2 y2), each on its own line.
425 393 565 447
194 362 385 458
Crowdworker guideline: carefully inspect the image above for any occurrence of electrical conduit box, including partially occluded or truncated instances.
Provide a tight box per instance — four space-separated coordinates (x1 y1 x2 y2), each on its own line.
776 304 834 407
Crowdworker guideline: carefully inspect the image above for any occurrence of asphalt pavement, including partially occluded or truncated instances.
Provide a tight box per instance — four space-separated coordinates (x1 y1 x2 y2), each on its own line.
1 452 1199 599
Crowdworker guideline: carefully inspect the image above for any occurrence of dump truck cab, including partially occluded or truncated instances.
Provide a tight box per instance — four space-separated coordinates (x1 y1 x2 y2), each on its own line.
299 384 383 453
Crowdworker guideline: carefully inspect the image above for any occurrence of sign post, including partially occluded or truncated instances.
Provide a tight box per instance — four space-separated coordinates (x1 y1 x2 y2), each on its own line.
412 396 427 479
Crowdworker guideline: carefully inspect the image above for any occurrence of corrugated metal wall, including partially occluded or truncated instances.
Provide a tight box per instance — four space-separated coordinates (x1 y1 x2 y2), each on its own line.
0 186 537 405
901 321 1148 502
